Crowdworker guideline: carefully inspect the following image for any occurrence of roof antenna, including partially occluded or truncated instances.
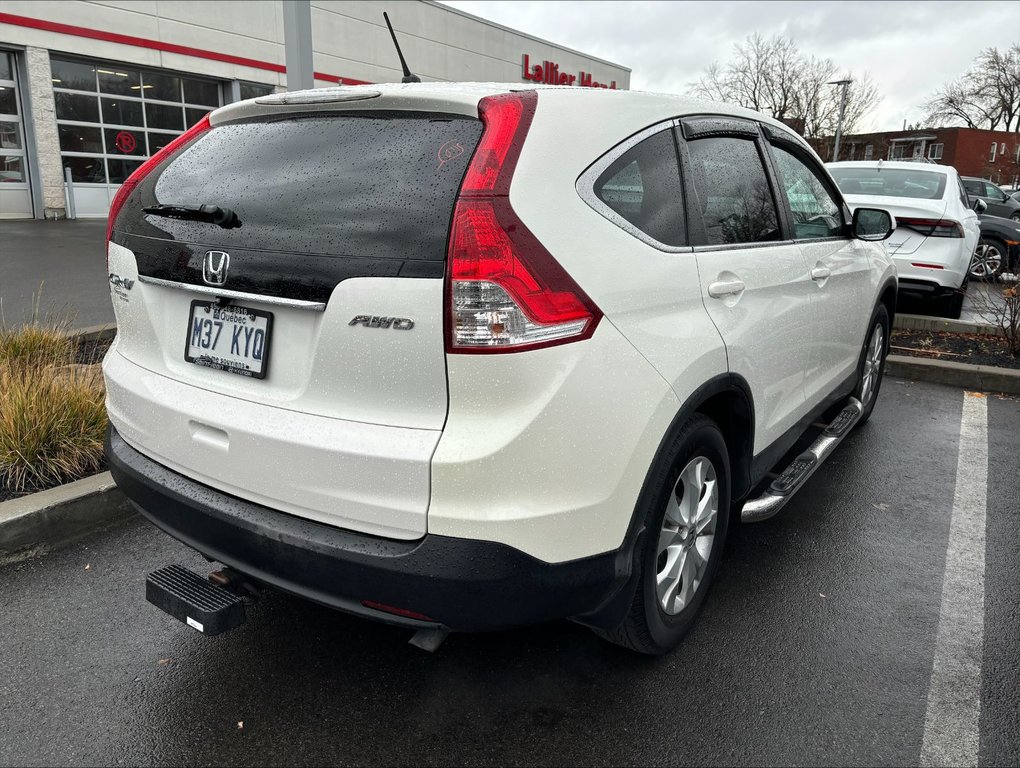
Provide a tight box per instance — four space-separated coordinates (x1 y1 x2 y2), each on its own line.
383 12 421 83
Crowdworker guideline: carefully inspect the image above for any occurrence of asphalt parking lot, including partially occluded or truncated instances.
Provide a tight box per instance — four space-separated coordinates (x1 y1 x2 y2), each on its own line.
0 379 1017 767
0 220 111 329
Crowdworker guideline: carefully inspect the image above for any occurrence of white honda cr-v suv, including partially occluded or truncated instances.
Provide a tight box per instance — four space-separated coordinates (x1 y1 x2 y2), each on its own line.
104 83 897 654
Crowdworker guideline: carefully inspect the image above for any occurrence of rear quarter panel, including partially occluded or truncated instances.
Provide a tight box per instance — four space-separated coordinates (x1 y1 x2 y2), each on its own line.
510 91 728 412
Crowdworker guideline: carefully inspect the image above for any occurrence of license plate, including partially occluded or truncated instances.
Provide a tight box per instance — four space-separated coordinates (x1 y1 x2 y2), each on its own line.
184 301 273 379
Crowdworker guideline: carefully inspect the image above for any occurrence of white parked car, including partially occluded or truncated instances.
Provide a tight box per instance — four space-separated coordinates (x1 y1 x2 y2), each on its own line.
104 84 897 654
827 160 980 318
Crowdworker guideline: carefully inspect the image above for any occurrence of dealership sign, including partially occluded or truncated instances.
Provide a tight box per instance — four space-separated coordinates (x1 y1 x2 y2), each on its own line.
521 54 617 89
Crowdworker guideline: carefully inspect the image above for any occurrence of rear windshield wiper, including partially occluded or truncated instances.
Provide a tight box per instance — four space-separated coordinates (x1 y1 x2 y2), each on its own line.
143 204 241 229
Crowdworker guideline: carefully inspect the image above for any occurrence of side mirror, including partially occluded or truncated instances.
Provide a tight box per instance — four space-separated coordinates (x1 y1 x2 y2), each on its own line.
852 207 895 241
973 198 988 214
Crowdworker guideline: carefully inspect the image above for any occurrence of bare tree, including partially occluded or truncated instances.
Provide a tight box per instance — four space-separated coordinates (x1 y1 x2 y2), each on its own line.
967 279 1020 358
690 33 881 138
923 44 1020 131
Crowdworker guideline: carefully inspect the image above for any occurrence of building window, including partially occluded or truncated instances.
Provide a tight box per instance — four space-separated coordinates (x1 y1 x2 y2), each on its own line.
239 82 274 100
928 143 944 160
848 143 856 160
51 55 221 185
890 144 908 160
864 144 873 160
989 142 997 162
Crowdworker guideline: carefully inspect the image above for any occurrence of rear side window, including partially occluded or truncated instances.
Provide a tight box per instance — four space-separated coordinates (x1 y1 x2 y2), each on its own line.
963 179 982 196
125 113 482 260
686 136 780 246
593 129 686 247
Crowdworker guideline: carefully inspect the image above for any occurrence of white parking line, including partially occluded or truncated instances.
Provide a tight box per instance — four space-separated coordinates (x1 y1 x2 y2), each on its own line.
920 392 988 768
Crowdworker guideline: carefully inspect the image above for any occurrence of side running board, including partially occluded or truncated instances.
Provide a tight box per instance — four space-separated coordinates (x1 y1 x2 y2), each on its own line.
741 397 864 524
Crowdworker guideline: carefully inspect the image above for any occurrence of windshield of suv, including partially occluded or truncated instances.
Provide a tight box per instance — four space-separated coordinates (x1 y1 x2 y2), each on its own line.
828 168 947 200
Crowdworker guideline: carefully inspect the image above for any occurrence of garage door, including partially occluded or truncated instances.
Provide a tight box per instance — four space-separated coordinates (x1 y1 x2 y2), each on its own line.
0 51 32 219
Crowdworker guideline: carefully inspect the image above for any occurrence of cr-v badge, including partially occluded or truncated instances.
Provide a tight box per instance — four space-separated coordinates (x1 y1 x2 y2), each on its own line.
349 315 415 330
203 251 230 286
109 272 134 304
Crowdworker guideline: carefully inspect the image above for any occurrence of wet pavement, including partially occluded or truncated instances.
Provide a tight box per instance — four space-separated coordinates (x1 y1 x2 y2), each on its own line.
0 380 1018 767
0 219 111 329
959 280 1015 326
897 278 1013 326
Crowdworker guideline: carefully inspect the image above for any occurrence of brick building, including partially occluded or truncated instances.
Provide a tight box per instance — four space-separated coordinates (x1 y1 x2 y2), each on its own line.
810 127 1020 188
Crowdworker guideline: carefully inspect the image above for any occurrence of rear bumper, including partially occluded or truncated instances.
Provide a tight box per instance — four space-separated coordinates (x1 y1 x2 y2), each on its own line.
106 424 629 632
897 277 964 300
891 240 969 291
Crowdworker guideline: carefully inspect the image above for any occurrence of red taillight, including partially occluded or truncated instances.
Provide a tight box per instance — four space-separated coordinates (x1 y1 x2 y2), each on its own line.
446 91 601 353
897 217 963 238
910 263 945 270
459 92 533 196
106 114 212 256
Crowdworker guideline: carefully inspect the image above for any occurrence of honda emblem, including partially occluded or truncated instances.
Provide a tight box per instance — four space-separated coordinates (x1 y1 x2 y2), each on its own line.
203 251 230 286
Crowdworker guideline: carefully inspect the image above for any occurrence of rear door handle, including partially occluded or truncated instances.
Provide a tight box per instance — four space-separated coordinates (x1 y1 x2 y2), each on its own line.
811 266 831 282
707 279 745 298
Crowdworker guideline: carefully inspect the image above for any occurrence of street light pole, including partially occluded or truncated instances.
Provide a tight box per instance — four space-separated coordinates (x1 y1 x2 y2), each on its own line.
829 78 852 162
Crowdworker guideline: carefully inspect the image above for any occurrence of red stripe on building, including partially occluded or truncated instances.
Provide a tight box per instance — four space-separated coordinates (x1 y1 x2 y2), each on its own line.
0 12 371 85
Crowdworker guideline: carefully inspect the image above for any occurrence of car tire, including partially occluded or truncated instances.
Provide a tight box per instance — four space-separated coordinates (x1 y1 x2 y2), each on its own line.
1010 212 1020 222
593 414 730 655
971 238 1007 282
853 304 889 427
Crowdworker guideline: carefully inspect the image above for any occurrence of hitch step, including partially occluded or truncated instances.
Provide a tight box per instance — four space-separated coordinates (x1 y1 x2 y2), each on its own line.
741 397 864 524
146 564 246 636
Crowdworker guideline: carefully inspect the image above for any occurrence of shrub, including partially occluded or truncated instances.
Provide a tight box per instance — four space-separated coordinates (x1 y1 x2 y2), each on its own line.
0 325 106 493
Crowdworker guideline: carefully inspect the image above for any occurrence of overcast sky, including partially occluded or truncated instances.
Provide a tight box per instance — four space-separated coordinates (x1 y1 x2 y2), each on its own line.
440 0 1020 132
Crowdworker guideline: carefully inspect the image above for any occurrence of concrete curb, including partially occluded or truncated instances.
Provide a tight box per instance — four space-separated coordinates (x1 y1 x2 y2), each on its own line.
0 472 135 564
893 313 1002 337
66 323 117 342
886 354 1020 394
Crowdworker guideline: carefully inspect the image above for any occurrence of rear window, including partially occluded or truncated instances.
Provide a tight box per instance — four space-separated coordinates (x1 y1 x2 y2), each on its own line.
122 113 482 260
828 167 947 200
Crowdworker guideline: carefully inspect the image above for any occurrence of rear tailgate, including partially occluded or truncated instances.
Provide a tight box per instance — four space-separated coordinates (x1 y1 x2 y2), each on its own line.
105 97 484 538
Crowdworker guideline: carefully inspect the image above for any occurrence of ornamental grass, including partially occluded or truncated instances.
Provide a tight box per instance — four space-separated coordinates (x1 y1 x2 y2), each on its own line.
0 321 106 494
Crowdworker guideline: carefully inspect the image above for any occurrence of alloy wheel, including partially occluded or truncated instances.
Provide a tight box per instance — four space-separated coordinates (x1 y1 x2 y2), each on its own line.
970 242 1003 280
860 322 884 406
655 456 718 616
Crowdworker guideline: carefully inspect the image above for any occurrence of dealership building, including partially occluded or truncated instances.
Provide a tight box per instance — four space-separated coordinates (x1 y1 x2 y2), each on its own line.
0 1 630 220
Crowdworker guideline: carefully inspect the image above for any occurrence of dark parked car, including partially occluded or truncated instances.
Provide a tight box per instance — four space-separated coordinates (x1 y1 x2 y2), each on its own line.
962 177 1020 221
970 214 1020 280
